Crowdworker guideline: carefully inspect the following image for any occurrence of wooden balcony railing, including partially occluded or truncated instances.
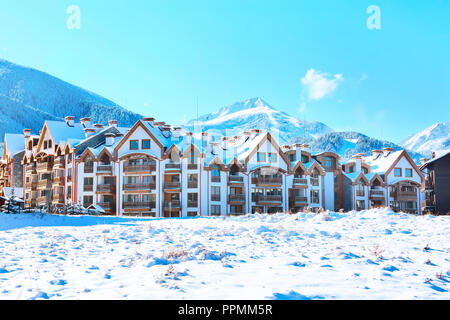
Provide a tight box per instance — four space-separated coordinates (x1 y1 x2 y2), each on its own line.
84 165 94 173
356 190 365 197
26 165 37 173
97 165 113 173
310 177 319 186
164 182 181 190
228 176 244 183
37 179 51 189
52 194 65 204
293 196 307 204
211 194 221 202
166 163 181 170
228 194 245 203
123 201 156 209
187 164 198 170
123 183 155 191
97 184 116 192
187 181 198 188
26 181 38 190
369 189 384 198
53 176 65 185
293 178 308 185
251 177 283 185
164 200 181 209
83 185 94 192
390 190 417 200
97 202 115 210
211 176 221 183
253 195 282 203
187 200 198 208
37 162 53 172
123 164 156 173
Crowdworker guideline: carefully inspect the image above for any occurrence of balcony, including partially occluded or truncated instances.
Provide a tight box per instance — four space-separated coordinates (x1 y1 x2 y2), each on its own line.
187 181 198 189
253 195 282 204
293 196 307 204
251 176 282 186
424 180 434 190
211 176 221 183
228 176 244 184
37 196 48 205
293 178 308 186
356 190 365 197
123 183 155 191
123 201 156 209
123 164 156 173
164 200 181 209
97 164 113 174
369 189 385 199
310 177 319 186
97 202 115 211
53 176 65 186
52 194 65 204
84 165 94 174
164 182 181 190
37 179 51 189
187 164 198 170
67 175 72 183
211 194 221 202
97 184 116 193
25 181 38 190
390 190 417 200
26 164 37 174
37 162 53 172
83 185 94 192
228 194 245 203
53 156 65 168
165 163 181 170
187 200 198 208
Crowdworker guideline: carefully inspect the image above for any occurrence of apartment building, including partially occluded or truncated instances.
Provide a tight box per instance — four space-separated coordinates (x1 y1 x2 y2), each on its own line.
342 148 425 213
0 114 428 216
420 151 450 215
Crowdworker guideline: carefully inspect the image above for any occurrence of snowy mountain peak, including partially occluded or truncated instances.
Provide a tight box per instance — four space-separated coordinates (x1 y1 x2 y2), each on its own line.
401 122 450 157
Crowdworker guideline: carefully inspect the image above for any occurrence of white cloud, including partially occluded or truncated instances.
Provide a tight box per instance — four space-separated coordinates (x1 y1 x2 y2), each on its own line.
301 69 343 101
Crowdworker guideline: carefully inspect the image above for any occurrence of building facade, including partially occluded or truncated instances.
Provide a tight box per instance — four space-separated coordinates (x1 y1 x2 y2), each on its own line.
0 115 429 216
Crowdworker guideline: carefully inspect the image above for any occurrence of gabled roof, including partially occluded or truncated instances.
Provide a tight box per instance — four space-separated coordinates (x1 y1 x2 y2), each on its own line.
3 133 24 159
43 120 86 147
420 150 450 169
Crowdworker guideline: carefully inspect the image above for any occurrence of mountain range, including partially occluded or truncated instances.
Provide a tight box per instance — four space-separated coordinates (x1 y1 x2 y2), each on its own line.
1 59 448 163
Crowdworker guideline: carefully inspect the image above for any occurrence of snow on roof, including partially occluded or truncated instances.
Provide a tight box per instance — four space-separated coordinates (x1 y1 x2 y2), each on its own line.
46 120 86 146
420 149 450 168
343 171 377 182
4 133 24 157
363 150 403 175
2 187 23 198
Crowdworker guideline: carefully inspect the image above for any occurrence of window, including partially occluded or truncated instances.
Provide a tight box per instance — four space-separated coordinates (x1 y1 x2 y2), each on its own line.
67 168 72 178
257 152 266 162
356 200 365 211
405 168 413 177
142 194 155 203
211 205 221 216
288 154 295 162
48 140 52 149
211 186 220 201
301 155 309 163
84 177 93 185
394 168 402 177
123 194 139 203
211 165 220 177
83 195 93 206
310 190 320 204
142 140 151 149
125 176 139 184
347 166 354 173
268 153 277 163
362 167 369 174
142 176 155 184
43 141 48 149
189 150 197 164
130 140 139 150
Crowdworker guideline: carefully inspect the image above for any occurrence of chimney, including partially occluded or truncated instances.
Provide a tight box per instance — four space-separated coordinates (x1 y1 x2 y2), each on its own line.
352 154 362 172
142 117 155 126
84 128 96 138
80 117 92 128
222 136 229 150
372 149 383 160
211 142 219 155
301 144 310 153
108 120 118 127
65 116 75 127
382 147 394 157
242 131 251 140
420 157 430 165
172 127 182 140
105 133 115 146
292 144 302 162
185 132 193 145
23 129 31 149
202 132 208 147
432 152 436 159
94 124 104 130
281 145 291 152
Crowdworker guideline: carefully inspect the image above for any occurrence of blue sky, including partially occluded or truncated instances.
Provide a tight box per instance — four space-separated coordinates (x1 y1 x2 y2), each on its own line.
0 0 448 143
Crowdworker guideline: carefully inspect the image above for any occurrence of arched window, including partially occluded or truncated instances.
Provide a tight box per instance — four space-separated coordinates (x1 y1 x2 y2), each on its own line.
356 178 365 196
212 164 220 177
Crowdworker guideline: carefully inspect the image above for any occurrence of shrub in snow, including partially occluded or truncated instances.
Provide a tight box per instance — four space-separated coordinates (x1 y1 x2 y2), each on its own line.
0 188 24 214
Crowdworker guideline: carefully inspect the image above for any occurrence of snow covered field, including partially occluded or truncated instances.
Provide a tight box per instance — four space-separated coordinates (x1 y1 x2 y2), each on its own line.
0 208 449 300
